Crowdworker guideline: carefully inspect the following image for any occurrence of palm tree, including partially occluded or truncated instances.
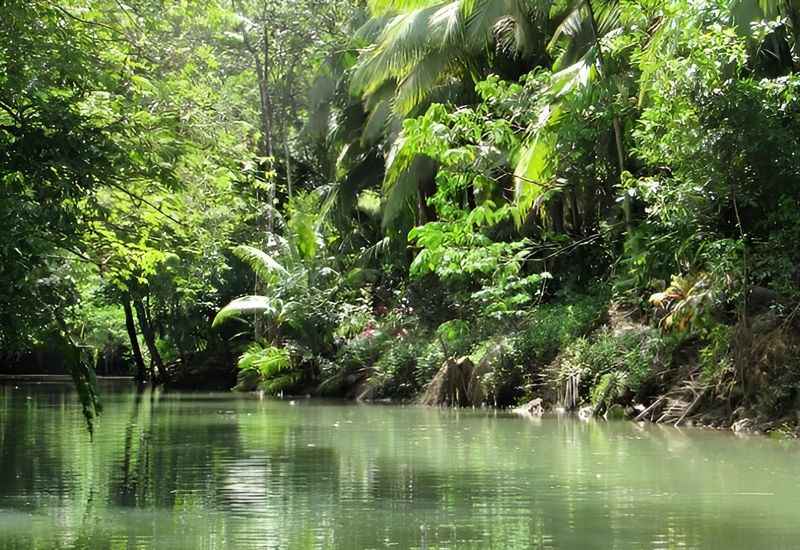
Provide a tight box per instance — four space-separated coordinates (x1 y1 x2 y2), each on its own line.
213 243 295 332
339 0 562 230
320 0 651 237
214 191 329 323
352 0 557 116
513 0 666 232
212 198 336 393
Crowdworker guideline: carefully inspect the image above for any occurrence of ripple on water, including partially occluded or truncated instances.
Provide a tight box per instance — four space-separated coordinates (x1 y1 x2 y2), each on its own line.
1 381 800 549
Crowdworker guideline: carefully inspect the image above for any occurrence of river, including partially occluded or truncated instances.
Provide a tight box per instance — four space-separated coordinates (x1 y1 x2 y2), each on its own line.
0 379 799 549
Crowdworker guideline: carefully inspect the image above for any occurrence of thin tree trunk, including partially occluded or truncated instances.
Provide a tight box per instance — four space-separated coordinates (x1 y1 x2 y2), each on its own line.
239 12 274 160
237 9 274 342
612 117 631 230
260 24 275 238
123 296 147 382
466 182 477 210
284 131 292 199
134 298 165 383
418 173 437 223
284 70 296 200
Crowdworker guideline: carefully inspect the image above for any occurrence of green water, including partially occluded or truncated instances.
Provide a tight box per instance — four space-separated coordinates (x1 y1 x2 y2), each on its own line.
0 380 799 549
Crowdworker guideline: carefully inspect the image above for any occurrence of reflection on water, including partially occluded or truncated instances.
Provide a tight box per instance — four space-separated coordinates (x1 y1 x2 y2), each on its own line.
0 380 799 549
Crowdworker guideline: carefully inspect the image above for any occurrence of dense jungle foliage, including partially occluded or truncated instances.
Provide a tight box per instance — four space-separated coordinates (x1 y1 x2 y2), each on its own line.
3 0 800 434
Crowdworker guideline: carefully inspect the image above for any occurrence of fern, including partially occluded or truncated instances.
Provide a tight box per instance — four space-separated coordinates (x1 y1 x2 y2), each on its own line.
591 371 628 409
238 343 298 394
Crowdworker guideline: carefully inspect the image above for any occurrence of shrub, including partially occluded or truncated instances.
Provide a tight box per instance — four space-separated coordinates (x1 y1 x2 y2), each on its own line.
550 326 676 412
319 332 390 396
416 338 446 388
367 336 420 399
510 292 608 369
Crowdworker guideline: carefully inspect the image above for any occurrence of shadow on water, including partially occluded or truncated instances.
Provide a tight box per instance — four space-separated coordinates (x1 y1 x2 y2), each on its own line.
0 383 77 502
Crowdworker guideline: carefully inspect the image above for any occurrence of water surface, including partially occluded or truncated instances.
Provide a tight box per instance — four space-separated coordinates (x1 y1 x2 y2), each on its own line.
0 379 799 549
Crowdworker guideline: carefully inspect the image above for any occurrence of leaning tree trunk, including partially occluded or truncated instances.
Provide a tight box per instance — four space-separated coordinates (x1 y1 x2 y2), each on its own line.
123 296 147 383
133 298 165 383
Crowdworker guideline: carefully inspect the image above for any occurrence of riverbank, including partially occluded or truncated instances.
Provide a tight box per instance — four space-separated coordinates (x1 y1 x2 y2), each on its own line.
293 293 800 440
0 374 134 381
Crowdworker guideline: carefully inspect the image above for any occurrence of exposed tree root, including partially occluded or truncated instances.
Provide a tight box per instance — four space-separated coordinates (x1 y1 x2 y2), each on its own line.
420 357 484 407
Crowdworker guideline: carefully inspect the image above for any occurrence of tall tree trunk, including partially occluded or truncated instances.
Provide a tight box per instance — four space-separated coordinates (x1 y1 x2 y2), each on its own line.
568 187 581 235
586 0 630 231
548 194 565 235
612 117 631 230
260 25 276 239
416 158 438 223
418 175 437 224
239 17 273 160
466 185 477 210
123 296 147 382
134 298 165 383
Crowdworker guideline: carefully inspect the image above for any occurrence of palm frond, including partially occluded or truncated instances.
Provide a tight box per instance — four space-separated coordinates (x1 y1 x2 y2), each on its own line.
513 104 562 219
363 97 394 143
361 236 393 260
353 14 396 51
361 81 398 143
513 129 556 205
462 0 509 51
237 343 297 394
507 0 550 56
394 50 456 113
354 0 556 115
549 0 620 72
352 5 444 97
368 0 443 14
549 47 597 96
431 0 466 46
287 204 320 262
233 245 288 285
212 295 276 328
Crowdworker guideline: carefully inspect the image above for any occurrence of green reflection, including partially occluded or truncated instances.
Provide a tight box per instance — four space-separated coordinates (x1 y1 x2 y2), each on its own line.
1 381 799 549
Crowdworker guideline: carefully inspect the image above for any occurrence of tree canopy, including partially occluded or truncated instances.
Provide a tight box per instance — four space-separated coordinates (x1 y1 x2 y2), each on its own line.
4 0 800 434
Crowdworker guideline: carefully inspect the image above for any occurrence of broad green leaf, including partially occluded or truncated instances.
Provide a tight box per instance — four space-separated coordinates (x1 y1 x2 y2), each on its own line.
513 132 556 211
233 245 288 285
212 295 274 328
